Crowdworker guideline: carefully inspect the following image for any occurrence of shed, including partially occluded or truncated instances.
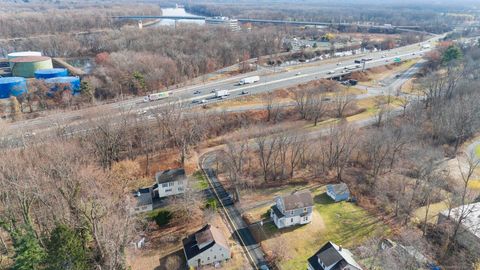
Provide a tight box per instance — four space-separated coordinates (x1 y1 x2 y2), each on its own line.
326 183 350 202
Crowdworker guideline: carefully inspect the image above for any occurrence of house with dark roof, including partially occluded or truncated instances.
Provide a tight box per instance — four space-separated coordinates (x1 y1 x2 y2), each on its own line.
153 168 187 198
326 183 350 202
270 190 314 229
182 224 231 268
307 241 363 270
132 187 153 213
437 202 480 256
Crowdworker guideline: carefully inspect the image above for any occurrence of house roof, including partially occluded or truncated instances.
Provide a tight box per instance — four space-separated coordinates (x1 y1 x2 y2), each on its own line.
134 187 153 207
271 204 285 218
307 241 362 270
281 191 313 211
155 168 186 184
327 183 349 195
183 224 229 260
440 202 480 239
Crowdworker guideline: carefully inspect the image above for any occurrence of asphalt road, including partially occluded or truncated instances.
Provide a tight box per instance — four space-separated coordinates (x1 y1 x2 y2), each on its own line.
4 35 443 139
201 154 268 270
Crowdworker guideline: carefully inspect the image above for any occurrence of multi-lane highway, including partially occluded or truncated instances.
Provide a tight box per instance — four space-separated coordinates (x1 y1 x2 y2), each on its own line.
5 35 442 138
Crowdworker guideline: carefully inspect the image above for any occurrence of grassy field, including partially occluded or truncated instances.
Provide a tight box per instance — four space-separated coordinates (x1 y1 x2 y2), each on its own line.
413 200 449 224
247 186 389 270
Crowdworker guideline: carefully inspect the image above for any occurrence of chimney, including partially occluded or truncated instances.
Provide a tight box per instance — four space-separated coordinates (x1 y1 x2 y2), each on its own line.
339 245 343 251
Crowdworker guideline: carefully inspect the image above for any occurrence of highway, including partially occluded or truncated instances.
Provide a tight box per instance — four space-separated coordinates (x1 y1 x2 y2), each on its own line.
4 35 442 139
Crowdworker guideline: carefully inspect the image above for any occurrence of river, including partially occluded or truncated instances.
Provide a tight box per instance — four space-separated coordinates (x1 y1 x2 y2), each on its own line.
156 7 204 26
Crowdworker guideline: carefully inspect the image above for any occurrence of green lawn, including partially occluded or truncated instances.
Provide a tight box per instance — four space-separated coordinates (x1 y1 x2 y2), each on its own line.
192 171 209 191
248 187 389 270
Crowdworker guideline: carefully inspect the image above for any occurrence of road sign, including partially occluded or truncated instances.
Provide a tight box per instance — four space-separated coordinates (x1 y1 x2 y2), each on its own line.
394 57 401 63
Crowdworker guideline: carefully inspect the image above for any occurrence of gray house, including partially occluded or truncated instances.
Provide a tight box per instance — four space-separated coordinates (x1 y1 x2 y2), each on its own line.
183 224 231 268
270 190 314 229
437 202 480 256
153 168 187 198
307 241 363 270
326 183 350 202
132 187 153 214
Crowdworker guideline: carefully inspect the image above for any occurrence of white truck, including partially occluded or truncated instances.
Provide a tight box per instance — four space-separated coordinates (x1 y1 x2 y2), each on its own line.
238 76 260 85
215 90 230 98
421 44 431 49
143 91 172 102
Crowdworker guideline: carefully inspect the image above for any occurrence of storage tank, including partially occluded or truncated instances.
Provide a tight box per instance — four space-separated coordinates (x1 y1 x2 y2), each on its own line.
45 76 81 93
0 77 27 98
7 51 42 68
34 68 68 79
11 56 53 78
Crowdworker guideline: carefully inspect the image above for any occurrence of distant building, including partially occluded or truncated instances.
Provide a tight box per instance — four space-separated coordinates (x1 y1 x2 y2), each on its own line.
183 224 231 268
270 190 314 229
326 183 350 202
132 187 153 213
205 17 241 31
153 168 187 198
437 202 480 256
307 241 363 270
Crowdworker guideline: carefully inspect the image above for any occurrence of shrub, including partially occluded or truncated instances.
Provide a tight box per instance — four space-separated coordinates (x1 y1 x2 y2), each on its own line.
153 210 172 227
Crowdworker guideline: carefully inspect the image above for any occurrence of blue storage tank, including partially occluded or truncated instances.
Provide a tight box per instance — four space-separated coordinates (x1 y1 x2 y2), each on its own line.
34 68 68 79
0 77 27 98
45 76 81 93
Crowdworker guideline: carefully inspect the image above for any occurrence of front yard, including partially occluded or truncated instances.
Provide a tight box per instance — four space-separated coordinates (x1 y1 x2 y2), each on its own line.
244 186 390 270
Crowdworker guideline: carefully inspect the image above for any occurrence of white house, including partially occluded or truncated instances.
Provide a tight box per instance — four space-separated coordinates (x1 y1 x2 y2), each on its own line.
153 168 187 198
183 224 231 268
270 191 314 229
132 187 153 214
307 241 363 270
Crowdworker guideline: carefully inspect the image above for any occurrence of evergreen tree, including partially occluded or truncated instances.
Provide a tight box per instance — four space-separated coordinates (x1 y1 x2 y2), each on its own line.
45 224 90 270
442 45 463 64
12 228 45 270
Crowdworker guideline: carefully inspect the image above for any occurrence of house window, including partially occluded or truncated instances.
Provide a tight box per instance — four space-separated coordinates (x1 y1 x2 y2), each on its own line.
290 210 293 215
162 183 168 188
291 218 293 223
178 187 184 191
169 182 174 187
304 207 307 212
165 188 172 192
207 257 210 261
214 255 217 259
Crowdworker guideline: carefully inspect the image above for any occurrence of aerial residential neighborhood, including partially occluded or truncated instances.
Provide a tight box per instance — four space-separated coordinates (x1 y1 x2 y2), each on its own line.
0 0 480 270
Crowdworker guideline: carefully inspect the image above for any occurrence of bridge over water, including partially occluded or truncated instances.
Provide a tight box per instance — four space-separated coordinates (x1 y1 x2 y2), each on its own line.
112 15 426 33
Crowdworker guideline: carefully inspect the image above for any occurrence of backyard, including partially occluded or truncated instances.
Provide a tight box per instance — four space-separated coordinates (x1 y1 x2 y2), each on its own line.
244 186 390 270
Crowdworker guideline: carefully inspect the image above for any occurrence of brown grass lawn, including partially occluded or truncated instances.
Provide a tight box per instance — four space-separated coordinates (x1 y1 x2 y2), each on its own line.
126 213 248 270
245 186 390 270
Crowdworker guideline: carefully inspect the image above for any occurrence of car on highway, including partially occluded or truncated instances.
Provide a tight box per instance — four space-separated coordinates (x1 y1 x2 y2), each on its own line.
210 89 217 93
241 90 249 95
295 72 301 76
327 70 335 74
194 90 201 94
337 62 341 66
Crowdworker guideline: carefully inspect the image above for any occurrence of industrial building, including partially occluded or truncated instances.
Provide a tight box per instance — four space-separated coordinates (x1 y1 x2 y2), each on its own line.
205 17 241 31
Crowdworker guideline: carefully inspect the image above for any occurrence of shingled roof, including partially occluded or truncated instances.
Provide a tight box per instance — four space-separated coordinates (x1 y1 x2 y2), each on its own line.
183 224 229 260
155 168 186 184
281 190 313 211
308 241 363 270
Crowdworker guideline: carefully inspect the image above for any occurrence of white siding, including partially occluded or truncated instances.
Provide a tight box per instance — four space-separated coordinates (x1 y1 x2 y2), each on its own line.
157 180 185 198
